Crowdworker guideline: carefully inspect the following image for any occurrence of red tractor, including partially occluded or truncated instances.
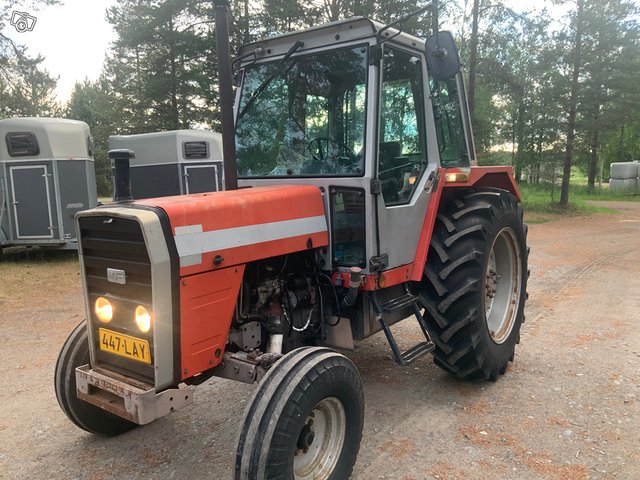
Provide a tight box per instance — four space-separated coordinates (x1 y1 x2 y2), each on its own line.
55 3 528 479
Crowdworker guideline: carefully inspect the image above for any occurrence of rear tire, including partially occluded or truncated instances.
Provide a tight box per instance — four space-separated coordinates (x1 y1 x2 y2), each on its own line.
54 320 136 436
235 347 364 480
419 188 528 380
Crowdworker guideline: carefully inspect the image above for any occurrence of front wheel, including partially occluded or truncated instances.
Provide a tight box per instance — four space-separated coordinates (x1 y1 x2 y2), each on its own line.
235 347 364 480
54 320 136 435
419 188 528 380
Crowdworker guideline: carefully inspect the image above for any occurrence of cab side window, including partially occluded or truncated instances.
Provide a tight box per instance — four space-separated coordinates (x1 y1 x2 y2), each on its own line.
378 47 427 206
430 77 470 167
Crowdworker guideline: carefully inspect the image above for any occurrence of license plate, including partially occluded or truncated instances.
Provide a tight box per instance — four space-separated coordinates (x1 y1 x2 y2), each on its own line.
99 328 151 365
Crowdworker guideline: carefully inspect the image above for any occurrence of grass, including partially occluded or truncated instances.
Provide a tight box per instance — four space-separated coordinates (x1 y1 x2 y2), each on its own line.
519 181 639 217
0 249 80 309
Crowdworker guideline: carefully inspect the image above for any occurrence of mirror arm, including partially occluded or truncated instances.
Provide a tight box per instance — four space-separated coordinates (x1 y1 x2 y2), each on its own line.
431 2 440 49
376 1 439 44
232 48 265 71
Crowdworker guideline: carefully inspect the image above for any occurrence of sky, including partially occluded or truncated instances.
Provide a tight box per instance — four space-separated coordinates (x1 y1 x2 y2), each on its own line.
1 0 116 102
0 0 637 104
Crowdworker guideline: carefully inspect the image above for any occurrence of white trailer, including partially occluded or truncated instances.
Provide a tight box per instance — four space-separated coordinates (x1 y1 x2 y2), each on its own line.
0 117 97 250
108 130 224 199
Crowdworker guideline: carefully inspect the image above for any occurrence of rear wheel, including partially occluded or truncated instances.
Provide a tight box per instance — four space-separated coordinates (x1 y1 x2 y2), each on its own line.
419 188 528 380
235 347 364 480
54 320 136 435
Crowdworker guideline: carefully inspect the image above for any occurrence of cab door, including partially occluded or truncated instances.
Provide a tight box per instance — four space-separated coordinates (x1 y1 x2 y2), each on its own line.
374 45 439 271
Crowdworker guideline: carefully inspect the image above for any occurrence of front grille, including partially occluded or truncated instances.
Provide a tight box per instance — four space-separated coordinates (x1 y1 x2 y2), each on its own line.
79 215 154 382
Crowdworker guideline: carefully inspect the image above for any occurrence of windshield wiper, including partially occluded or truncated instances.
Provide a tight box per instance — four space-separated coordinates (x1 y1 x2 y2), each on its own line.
237 40 304 122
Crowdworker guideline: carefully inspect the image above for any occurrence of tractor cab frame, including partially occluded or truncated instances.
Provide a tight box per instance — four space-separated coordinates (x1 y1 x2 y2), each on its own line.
234 17 477 275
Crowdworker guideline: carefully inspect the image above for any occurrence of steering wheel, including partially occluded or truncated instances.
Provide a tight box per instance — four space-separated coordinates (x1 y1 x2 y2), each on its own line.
304 137 356 164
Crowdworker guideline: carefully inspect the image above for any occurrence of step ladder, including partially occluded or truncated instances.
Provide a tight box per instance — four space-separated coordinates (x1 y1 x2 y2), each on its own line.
372 285 435 366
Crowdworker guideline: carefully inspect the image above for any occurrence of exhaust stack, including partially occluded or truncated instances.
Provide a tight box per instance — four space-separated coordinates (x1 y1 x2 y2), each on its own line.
213 0 238 191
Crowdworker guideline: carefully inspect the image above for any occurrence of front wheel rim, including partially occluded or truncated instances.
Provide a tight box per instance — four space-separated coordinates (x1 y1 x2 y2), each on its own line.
484 227 522 344
293 396 346 480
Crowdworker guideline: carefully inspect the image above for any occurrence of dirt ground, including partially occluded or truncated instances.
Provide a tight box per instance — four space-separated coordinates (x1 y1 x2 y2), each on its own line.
0 201 639 480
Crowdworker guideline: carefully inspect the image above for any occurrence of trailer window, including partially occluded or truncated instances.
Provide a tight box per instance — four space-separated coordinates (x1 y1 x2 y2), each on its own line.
183 141 209 159
6 132 39 157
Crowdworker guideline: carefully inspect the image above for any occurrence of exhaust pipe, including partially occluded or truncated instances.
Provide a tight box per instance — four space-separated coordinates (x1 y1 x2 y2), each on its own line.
213 0 238 191
109 149 134 202
342 267 363 308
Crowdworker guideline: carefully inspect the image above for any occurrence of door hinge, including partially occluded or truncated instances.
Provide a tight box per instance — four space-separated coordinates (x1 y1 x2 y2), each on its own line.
424 171 437 192
369 253 389 273
370 178 382 195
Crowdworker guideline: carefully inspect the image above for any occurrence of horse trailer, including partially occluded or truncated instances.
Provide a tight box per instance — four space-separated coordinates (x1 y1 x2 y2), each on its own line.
108 130 224 200
0 117 97 251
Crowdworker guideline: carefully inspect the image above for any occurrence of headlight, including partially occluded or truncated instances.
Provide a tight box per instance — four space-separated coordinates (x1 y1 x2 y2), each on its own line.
95 297 113 323
135 305 152 333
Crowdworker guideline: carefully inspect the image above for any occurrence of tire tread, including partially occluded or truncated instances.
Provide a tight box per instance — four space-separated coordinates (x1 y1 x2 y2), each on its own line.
419 188 528 380
235 347 364 480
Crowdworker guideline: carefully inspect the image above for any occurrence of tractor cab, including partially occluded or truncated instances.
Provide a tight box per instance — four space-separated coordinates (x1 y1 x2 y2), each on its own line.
234 17 474 274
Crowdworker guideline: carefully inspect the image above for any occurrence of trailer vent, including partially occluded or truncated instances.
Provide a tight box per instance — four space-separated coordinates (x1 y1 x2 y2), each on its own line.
5 132 40 157
183 141 209 159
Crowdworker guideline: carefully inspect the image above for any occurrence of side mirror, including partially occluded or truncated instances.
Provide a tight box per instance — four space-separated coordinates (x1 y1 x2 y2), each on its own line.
425 31 461 81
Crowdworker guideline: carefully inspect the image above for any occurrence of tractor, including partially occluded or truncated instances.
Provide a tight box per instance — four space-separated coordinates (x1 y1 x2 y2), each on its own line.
54 2 528 479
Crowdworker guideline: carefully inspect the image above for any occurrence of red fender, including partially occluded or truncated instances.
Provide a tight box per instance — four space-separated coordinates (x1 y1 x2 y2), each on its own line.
410 166 521 282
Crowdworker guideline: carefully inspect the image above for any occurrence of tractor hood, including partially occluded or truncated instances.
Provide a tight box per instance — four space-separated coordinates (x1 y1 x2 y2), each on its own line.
136 185 328 276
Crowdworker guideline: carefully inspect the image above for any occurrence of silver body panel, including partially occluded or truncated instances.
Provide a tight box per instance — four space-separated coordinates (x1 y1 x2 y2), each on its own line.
76 207 175 390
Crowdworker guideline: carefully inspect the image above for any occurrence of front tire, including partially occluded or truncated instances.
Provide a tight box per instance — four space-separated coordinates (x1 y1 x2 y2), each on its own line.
235 347 364 480
419 188 528 380
54 320 136 435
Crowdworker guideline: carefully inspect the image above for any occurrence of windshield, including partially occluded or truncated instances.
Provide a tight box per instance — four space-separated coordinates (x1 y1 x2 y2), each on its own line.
236 45 368 177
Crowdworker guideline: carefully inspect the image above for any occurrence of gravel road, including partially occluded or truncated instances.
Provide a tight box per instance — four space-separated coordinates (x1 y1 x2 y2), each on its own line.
1 201 639 480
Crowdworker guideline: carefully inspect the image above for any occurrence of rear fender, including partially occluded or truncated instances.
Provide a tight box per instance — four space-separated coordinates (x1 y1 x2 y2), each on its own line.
441 166 521 201
410 166 520 282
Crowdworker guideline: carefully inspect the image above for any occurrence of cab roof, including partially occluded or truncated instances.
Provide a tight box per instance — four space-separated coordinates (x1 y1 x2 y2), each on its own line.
237 16 426 62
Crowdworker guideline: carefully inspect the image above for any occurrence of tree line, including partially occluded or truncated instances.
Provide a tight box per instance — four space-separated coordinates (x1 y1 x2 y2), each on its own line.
1 0 639 203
